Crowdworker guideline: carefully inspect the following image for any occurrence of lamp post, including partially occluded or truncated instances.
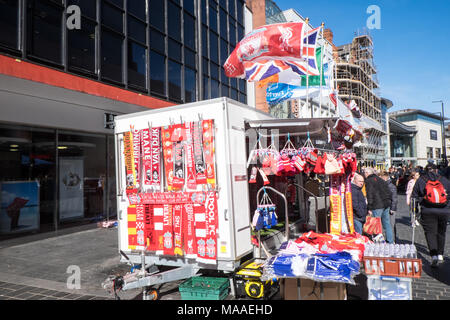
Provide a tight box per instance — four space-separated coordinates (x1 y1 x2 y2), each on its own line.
432 100 447 166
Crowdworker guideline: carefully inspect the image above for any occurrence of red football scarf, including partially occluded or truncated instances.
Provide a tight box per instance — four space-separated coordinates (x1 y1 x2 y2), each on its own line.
183 203 197 258
344 172 355 234
202 120 216 188
127 205 137 249
135 204 146 250
150 127 161 191
141 128 152 190
184 122 197 190
196 191 218 264
329 174 342 234
172 141 185 190
144 204 155 251
193 121 207 185
163 204 174 255
173 204 183 256
131 126 141 189
161 126 174 191
153 205 164 255
124 131 137 190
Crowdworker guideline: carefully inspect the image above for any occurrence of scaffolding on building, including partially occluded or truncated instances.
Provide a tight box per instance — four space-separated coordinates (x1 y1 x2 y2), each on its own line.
334 29 386 166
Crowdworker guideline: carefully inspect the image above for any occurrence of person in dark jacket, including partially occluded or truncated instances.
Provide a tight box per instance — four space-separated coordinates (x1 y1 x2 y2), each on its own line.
351 173 367 235
381 171 398 242
412 164 450 267
363 167 394 243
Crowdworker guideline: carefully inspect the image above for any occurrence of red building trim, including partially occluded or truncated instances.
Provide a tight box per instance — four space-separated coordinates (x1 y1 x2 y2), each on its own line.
0 54 176 110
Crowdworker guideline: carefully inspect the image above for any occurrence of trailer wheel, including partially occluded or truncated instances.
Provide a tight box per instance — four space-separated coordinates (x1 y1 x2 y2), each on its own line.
144 288 160 301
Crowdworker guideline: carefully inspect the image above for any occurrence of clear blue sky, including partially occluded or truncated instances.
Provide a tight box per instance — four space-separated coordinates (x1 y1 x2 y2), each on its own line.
274 0 450 116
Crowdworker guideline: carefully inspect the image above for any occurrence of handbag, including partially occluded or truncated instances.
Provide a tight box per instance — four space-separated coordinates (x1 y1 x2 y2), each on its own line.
363 215 382 235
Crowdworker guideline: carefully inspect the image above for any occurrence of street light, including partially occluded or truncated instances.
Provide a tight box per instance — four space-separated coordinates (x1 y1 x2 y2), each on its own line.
432 100 447 166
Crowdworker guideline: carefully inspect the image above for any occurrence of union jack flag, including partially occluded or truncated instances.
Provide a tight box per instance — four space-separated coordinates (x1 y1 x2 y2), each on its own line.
243 27 321 82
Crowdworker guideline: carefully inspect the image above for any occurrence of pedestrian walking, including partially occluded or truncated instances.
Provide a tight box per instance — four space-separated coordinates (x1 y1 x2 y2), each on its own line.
363 167 394 243
412 164 450 267
380 171 398 243
351 173 367 235
406 169 420 206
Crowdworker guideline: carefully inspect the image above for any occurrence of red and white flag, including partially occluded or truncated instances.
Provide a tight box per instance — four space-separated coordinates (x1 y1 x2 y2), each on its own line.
224 22 305 79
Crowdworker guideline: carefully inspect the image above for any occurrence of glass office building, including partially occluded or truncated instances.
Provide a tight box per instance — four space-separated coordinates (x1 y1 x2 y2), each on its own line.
0 0 247 240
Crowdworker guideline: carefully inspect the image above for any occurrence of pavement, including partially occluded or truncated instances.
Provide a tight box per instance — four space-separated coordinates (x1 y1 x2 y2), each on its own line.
0 195 448 300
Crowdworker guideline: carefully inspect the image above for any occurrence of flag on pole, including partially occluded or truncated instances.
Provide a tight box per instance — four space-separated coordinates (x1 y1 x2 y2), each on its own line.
224 22 305 79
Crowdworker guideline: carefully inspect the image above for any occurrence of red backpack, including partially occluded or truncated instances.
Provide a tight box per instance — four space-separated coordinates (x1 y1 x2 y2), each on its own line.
424 179 448 207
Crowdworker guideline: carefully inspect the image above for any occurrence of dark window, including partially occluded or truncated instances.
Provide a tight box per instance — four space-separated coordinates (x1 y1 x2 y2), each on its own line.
202 57 208 75
168 60 182 100
101 1 123 33
430 129 438 141
201 0 207 25
239 93 246 104
68 0 96 19
229 21 236 46
221 84 229 97
237 25 244 42
220 38 228 65
150 50 166 95
229 0 235 19
0 0 19 49
150 29 165 53
203 75 209 100
168 39 181 62
185 48 196 68
149 0 165 31
184 67 196 102
127 0 146 20
209 32 218 64
220 69 228 84
27 0 63 64
68 18 96 74
219 0 226 9
239 79 246 94
219 9 227 40
184 13 196 50
128 41 147 88
168 1 181 41
230 77 237 89
184 0 195 15
210 62 219 80
128 16 146 44
208 0 217 33
211 79 219 98
231 88 238 100
202 25 208 57
101 29 123 83
237 0 244 24
107 0 123 8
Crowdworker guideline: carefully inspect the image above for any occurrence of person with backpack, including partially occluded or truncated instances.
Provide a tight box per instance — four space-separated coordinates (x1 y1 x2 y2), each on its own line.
380 171 398 243
363 167 394 243
412 164 450 267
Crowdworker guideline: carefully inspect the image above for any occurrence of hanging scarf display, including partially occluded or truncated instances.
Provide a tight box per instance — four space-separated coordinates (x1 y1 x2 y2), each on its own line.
150 127 161 191
144 204 155 251
131 126 141 190
153 205 165 255
162 204 174 255
173 204 184 256
183 203 197 258
172 141 185 190
124 131 137 189
203 120 216 188
141 128 152 190
194 202 207 262
193 121 207 185
184 122 197 190
329 174 343 235
135 204 146 250
161 125 174 191
127 205 137 249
